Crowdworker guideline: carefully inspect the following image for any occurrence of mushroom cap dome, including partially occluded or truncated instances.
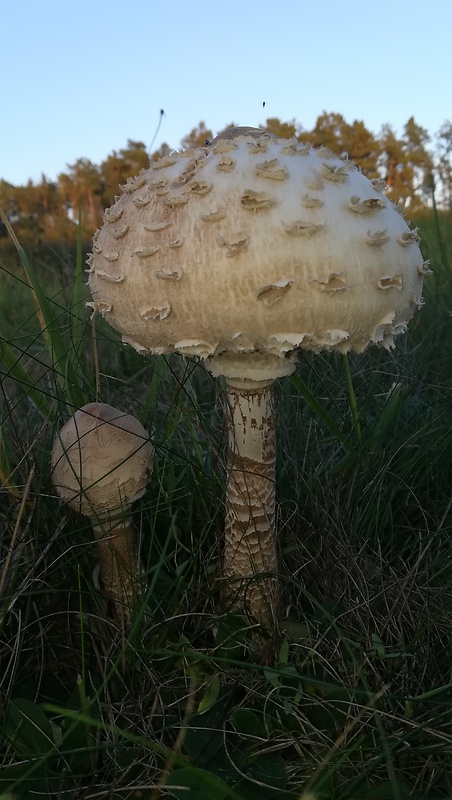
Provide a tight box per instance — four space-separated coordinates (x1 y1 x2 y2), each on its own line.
88 130 426 380
51 403 153 517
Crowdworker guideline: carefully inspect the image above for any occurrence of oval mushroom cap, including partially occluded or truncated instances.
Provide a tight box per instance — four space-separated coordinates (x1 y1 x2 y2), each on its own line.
51 403 153 518
88 130 426 380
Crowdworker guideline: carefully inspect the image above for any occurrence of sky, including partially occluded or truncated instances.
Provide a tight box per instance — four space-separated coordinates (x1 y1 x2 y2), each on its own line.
1 0 450 187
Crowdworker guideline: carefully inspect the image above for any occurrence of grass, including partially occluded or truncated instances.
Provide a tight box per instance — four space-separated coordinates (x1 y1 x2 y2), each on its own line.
0 208 451 799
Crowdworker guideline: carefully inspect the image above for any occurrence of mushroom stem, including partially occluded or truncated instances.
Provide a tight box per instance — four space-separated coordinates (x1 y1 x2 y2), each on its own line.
91 513 142 629
223 377 278 624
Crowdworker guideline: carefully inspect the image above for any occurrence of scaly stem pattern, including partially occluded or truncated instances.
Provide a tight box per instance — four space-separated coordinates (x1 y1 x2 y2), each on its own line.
223 378 278 624
92 515 142 630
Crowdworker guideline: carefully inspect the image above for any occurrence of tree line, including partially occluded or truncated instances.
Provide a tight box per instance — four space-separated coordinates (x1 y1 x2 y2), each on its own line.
1 113 451 245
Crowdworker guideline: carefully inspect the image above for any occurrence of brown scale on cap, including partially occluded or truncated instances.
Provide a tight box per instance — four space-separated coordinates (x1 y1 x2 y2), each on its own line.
88 126 428 629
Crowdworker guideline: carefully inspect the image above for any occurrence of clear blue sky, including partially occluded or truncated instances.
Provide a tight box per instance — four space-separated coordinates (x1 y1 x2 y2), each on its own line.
1 0 450 186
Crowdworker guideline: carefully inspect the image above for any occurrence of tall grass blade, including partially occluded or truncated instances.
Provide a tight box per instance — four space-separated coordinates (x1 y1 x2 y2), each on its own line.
0 338 56 421
0 208 85 412
0 420 20 500
70 206 88 365
290 372 349 449
343 353 362 445
431 183 449 272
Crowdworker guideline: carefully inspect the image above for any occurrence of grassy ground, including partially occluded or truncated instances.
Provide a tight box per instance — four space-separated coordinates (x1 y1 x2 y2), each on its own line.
0 210 451 799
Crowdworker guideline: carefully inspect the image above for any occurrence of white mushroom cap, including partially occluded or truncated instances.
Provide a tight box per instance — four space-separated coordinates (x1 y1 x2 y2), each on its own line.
51 403 153 518
88 130 426 381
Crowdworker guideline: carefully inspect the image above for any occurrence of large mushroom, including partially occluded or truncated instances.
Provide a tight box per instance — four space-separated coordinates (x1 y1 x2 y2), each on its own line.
87 127 427 626
51 403 153 628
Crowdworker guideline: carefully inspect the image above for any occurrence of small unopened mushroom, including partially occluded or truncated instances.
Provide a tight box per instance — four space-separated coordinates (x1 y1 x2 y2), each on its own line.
51 403 153 628
88 127 427 626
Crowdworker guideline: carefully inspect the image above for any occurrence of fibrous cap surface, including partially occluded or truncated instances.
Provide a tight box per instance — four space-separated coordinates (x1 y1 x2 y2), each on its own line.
88 129 426 380
51 403 153 518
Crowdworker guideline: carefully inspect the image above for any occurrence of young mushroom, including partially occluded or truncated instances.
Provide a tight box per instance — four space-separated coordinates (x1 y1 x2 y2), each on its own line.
87 127 427 626
51 403 153 628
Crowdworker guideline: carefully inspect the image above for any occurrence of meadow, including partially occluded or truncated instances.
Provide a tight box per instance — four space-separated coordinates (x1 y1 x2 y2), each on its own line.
0 208 451 798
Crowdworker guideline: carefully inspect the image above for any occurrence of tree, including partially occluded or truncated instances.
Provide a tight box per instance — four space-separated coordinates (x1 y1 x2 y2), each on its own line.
378 124 414 210
0 175 74 242
340 119 380 178
378 119 433 213
150 142 172 163
59 158 102 231
37 175 71 240
435 121 452 209
403 117 433 209
100 140 150 209
0 179 19 222
304 112 347 151
264 117 298 139
180 121 213 150
298 113 380 178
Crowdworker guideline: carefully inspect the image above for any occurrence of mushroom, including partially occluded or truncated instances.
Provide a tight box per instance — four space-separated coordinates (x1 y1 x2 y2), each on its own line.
87 128 427 626
51 403 153 628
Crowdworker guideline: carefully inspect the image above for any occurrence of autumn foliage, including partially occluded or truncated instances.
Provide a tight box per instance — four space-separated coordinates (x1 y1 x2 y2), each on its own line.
1 113 451 249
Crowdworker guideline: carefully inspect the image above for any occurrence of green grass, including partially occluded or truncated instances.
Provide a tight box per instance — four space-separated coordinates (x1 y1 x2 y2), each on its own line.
0 209 451 799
